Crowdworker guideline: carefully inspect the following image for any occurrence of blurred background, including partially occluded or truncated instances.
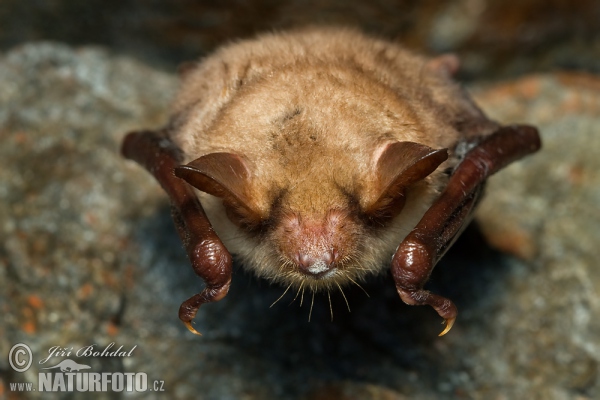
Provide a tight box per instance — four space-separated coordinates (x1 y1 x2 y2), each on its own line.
1 1 599 399
1 0 599 78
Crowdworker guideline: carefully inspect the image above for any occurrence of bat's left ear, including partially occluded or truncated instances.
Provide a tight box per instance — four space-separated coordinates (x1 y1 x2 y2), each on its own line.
426 54 460 78
363 141 448 218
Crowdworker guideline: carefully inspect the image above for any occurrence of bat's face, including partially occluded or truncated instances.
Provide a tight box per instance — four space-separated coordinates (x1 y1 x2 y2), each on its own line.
175 133 448 292
173 64 452 291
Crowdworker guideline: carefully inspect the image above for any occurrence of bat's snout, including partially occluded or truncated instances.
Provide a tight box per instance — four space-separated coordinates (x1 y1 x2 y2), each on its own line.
296 249 339 278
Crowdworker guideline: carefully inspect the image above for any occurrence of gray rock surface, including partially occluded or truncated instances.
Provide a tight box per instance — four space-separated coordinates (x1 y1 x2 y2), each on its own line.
472 73 600 399
1 43 599 399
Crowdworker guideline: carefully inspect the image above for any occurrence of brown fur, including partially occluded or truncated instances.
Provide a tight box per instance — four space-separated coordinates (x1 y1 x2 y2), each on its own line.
167 27 498 292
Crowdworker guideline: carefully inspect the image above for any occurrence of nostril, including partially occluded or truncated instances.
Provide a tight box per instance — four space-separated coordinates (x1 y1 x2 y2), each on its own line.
296 249 338 276
331 248 339 263
297 252 312 269
322 250 333 266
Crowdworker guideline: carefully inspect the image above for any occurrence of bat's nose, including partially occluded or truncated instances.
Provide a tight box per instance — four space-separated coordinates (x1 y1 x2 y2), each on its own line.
296 249 338 277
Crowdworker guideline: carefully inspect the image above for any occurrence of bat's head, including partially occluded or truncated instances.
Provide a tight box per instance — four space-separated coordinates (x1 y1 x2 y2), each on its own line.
174 138 447 292
171 56 462 291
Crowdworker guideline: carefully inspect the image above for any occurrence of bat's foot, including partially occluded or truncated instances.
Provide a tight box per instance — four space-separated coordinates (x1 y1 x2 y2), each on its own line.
396 287 458 336
178 285 231 336
438 317 456 336
179 295 205 336
183 320 202 336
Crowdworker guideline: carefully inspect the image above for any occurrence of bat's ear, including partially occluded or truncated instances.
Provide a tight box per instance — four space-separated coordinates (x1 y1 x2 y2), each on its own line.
364 142 448 218
174 153 263 227
426 54 460 78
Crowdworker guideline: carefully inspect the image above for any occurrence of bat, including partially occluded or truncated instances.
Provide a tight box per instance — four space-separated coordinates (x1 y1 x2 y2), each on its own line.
121 28 541 336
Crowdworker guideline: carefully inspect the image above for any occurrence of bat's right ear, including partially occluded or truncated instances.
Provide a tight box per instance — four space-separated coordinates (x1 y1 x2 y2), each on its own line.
174 153 263 227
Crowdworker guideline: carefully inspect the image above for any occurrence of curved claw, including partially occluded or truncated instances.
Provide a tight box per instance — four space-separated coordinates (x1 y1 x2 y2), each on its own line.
183 320 202 336
438 317 456 337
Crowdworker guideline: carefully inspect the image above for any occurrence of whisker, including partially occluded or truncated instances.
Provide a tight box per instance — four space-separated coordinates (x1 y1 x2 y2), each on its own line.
277 259 291 276
344 255 371 272
308 291 315 322
270 282 292 308
336 282 351 313
348 276 370 298
290 281 304 305
328 290 333 321
349 266 371 272
353 258 373 273
300 286 306 307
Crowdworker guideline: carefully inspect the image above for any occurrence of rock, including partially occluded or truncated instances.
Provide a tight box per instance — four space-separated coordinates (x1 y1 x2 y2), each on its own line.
468 72 600 398
0 42 178 397
305 382 409 400
1 42 599 399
